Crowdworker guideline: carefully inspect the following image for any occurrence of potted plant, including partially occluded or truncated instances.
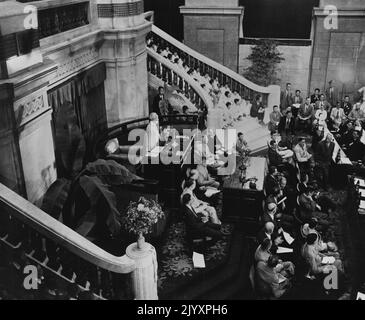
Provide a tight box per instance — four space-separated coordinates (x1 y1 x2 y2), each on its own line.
122 197 165 250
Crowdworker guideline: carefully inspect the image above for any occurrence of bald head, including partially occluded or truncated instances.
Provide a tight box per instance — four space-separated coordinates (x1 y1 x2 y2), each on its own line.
265 222 275 234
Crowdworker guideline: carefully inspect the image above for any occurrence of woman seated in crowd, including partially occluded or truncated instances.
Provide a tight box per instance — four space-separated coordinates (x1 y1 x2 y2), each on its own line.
181 179 221 225
301 233 343 280
255 255 292 299
255 239 295 278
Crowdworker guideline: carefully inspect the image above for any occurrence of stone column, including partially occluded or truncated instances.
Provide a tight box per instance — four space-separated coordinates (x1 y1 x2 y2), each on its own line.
97 0 152 127
0 2 57 204
180 0 243 72
126 241 158 300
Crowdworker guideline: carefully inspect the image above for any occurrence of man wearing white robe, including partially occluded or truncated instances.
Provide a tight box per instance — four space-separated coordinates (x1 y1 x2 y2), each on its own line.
145 113 160 152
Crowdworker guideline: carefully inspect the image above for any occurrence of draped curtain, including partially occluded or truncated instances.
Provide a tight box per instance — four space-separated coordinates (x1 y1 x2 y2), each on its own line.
48 63 107 177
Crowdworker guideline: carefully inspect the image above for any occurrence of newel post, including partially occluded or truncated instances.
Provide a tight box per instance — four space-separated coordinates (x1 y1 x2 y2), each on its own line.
126 242 158 300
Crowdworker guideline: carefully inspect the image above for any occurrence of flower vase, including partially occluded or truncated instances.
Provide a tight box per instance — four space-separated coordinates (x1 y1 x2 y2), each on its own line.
137 233 146 250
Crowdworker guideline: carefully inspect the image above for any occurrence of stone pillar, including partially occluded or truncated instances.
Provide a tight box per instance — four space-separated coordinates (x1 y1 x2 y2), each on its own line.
180 0 243 72
126 242 158 300
97 0 152 127
0 2 57 204
309 0 365 98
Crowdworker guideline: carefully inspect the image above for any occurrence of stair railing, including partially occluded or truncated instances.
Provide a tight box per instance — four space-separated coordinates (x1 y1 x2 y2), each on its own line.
149 25 280 110
0 182 157 300
147 48 214 112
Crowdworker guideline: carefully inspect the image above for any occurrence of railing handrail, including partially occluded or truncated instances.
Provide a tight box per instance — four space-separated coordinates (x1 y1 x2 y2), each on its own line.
147 48 214 110
0 183 136 274
151 25 273 95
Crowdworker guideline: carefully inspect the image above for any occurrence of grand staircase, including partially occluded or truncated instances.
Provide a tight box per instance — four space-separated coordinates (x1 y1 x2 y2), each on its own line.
147 25 280 154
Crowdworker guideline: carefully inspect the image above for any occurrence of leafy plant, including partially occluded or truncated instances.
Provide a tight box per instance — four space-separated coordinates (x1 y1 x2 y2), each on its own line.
243 39 284 87
122 197 165 236
41 160 145 239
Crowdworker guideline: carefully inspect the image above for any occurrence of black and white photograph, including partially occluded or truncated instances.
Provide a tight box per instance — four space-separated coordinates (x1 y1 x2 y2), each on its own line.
0 0 365 305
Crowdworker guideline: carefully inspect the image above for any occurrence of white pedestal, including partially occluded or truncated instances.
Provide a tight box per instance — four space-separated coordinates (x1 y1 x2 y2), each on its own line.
126 242 158 300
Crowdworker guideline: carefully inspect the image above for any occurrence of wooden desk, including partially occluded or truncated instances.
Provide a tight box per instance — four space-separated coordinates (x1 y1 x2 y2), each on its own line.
222 157 268 235
143 135 195 208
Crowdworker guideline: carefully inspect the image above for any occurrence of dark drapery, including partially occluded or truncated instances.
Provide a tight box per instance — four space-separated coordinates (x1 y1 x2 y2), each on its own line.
48 63 107 177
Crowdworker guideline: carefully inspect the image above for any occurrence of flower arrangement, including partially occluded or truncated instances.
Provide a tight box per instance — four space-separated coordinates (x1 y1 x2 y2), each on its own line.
123 197 165 245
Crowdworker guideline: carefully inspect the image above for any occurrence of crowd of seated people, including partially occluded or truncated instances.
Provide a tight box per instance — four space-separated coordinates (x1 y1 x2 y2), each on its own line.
252 82 365 299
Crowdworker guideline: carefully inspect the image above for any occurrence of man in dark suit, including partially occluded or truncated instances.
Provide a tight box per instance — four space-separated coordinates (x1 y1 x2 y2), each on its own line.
278 110 295 138
152 86 169 117
347 130 365 162
182 194 222 241
311 88 321 104
341 95 353 116
257 222 282 254
296 97 314 133
315 134 335 190
280 83 294 113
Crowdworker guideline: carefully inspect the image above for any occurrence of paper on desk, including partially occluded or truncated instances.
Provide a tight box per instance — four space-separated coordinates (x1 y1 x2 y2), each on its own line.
277 247 293 254
322 256 335 264
193 252 206 268
205 188 221 198
356 292 365 300
283 232 295 245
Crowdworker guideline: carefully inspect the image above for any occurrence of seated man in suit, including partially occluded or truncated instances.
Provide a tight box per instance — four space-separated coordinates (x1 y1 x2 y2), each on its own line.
348 102 365 122
296 97 314 133
341 95 353 116
196 156 220 190
330 102 346 131
268 105 282 134
278 110 295 139
292 90 304 118
262 203 285 235
311 88 321 104
346 130 365 162
257 222 283 254
182 193 222 241
293 138 313 174
298 186 329 230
